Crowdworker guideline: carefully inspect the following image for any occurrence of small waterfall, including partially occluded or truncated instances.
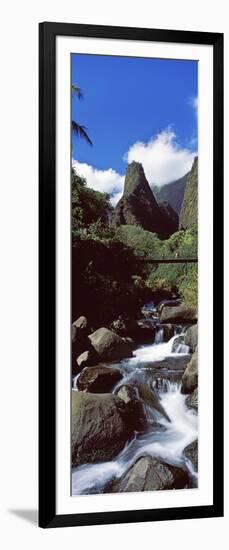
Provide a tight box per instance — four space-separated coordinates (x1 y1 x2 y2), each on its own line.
155 327 164 344
176 342 190 354
152 377 171 393
174 325 183 335
171 333 190 355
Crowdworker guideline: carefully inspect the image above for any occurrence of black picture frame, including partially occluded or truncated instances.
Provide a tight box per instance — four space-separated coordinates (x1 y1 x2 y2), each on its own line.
39 21 224 528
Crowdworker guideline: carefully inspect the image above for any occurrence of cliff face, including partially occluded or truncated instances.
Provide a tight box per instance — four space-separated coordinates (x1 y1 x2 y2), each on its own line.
113 161 178 239
158 201 179 236
153 172 189 216
179 157 198 229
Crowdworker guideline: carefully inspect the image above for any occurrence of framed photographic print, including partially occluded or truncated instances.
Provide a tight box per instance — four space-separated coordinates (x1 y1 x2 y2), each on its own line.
39 22 224 528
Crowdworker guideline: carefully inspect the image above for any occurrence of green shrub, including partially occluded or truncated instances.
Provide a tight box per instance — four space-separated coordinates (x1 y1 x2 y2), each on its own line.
179 265 198 309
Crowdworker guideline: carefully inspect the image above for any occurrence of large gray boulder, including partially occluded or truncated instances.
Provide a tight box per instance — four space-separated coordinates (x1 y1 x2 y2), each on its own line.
89 327 133 361
160 303 197 324
77 365 122 393
184 439 198 472
72 391 140 466
112 456 190 492
184 324 198 352
181 347 198 394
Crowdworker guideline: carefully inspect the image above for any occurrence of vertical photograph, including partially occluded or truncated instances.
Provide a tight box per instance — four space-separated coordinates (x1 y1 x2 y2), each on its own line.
71 54 198 496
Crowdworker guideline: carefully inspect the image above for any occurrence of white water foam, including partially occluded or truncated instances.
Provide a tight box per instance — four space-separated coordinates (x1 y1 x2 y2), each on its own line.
72 333 197 495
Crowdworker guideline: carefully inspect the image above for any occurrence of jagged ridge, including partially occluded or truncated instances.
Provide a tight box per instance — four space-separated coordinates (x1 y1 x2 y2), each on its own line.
179 157 198 229
113 162 178 239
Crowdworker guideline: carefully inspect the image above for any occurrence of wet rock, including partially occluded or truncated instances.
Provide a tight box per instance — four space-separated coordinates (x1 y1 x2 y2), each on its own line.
184 324 198 352
145 355 190 372
185 388 198 411
157 299 181 314
181 347 198 394
184 439 198 472
160 303 197 324
116 384 138 403
112 456 190 492
89 327 133 361
76 349 99 370
77 365 122 393
72 391 139 467
116 385 146 429
73 316 88 330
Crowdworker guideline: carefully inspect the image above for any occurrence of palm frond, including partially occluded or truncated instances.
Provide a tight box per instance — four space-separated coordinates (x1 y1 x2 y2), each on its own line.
72 120 93 146
72 85 83 100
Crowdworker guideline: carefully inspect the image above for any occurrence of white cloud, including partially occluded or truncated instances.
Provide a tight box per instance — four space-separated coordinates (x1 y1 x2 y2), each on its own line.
189 96 198 115
124 129 196 187
110 191 123 207
73 128 196 204
72 160 124 206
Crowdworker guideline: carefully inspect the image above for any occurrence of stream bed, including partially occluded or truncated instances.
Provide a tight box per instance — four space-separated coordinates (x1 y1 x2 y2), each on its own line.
72 327 198 495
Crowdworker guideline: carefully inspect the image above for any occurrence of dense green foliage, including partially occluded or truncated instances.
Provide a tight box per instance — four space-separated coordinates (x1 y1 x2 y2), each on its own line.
115 224 198 307
115 223 197 259
72 169 151 324
71 166 198 321
72 169 112 236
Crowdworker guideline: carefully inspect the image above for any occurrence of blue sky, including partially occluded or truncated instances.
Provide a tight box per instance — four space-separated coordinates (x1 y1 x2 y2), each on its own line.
72 54 198 204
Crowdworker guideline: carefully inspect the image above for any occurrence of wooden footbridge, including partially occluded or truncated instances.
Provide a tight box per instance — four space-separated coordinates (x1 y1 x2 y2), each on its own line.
136 256 198 275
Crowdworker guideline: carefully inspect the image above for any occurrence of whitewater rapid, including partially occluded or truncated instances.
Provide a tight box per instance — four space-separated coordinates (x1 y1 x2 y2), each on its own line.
72 330 198 495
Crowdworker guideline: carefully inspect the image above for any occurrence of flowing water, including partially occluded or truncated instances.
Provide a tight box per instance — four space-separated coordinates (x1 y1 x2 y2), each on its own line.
72 327 198 495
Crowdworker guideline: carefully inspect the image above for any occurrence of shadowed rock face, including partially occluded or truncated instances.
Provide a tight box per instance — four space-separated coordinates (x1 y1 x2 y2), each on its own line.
179 157 198 229
113 162 178 238
158 201 179 236
153 172 190 215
